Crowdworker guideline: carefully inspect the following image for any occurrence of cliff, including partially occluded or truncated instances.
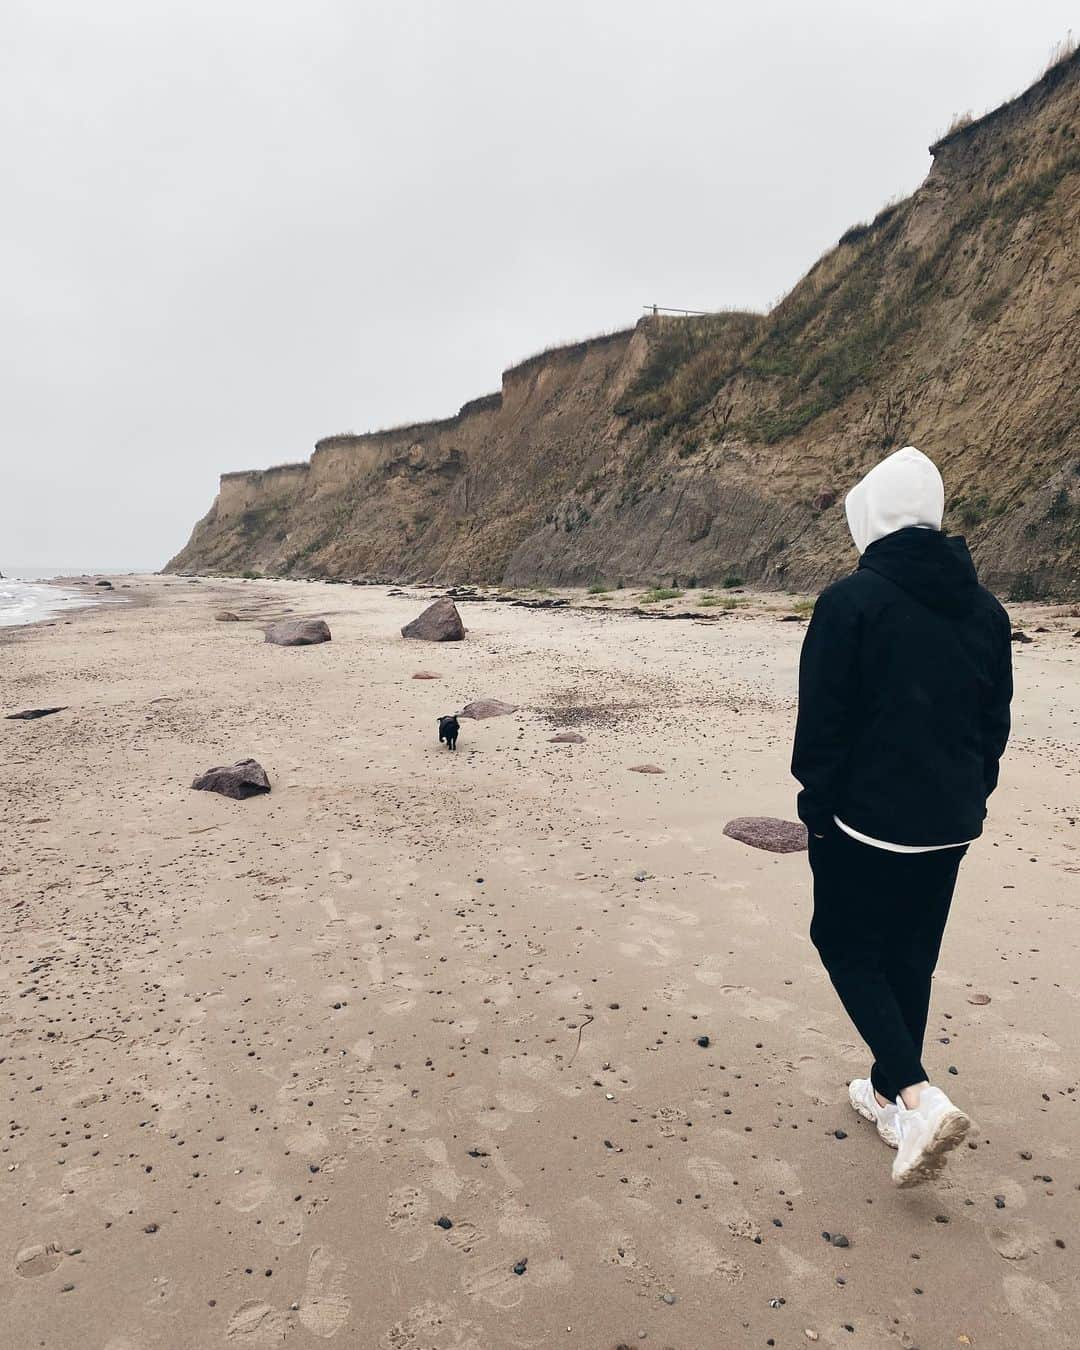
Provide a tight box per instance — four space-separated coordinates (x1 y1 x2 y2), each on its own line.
168 47 1080 598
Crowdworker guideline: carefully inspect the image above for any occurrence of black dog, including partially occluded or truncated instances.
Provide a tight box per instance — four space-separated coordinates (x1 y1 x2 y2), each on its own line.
438 715 459 750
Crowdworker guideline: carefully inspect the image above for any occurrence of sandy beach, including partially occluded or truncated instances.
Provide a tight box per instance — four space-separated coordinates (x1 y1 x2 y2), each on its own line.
2 575 1078 1350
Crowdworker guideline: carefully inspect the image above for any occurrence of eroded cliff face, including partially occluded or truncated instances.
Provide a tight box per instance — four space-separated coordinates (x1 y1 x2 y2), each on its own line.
169 50 1080 598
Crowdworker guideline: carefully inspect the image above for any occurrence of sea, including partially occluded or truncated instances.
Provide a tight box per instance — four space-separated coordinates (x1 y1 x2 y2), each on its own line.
0 567 149 629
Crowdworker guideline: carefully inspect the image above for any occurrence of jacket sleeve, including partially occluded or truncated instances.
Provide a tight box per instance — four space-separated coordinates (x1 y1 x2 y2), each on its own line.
791 587 860 834
981 608 1013 798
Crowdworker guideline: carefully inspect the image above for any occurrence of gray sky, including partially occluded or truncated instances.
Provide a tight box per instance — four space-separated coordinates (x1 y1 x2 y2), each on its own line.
2 1 1074 569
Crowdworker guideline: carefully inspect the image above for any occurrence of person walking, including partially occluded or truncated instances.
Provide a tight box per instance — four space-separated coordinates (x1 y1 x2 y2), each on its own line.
792 446 1012 1186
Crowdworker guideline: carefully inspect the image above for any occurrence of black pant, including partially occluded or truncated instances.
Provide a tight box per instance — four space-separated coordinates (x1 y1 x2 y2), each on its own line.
808 824 967 1103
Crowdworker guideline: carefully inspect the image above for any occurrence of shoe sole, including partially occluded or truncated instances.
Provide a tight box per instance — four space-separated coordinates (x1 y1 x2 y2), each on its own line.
892 1108 971 1187
848 1089 900 1149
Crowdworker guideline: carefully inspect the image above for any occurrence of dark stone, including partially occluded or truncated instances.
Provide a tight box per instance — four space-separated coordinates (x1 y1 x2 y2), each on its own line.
723 816 808 853
6 707 67 720
813 490 838 511
696 1036 710 1048
833 1129 848 1139
264 618 331 646
401 598 466 642
778 613 805 622
510 597 569 610
512 1259 528 1275
831 1233 850 1248
1011 630 1033 644
435 1216 453 1230
95 579 113 588
459 699 516 720
191 758 271 799
215 611 241 622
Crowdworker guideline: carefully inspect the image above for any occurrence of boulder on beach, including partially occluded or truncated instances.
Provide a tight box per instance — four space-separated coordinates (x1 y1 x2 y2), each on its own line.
412 671 441 680
215 611 241 622
264 618 331 646
191 758 271 799
95 579 113 589
549 731 585 743
723 816 807 853
629 763 665 774
6 706 67 721
401 598 466 642
459 699 516 719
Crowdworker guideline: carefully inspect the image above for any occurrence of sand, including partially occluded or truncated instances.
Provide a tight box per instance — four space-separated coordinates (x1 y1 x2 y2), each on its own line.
1 575 1078 1350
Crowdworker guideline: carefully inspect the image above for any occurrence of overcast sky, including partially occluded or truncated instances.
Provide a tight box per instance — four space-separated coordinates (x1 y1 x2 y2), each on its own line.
2 2 1074 569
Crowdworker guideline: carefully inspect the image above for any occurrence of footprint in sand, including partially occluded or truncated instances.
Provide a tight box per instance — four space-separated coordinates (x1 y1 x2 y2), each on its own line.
15 1242 64 1277
387 1186 425 1230
226 1300 293 1343
1003 1274 1063 1332
497 1198 551 1243
299 1245 351 1338
461 1260 527 1310
382 1299 483 1350
687 1155 737 1193
442 1220 488 1255
668 1228 744 1284
412 1138 465 1201
989 1220 1043 1261
693 980 794 1023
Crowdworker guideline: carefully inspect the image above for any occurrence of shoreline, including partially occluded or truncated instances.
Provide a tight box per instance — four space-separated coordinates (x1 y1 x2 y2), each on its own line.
1 575 1077 1347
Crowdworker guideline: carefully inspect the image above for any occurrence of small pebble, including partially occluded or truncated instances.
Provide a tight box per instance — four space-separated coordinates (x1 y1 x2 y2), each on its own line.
436 1216 453 1230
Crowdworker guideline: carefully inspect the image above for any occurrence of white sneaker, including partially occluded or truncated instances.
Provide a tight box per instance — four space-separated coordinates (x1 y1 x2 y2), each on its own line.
848 1077 900 1149
891 1086 971 1187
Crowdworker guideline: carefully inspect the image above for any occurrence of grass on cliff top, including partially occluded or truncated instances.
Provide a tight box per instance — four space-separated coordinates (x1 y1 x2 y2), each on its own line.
615 312 761 427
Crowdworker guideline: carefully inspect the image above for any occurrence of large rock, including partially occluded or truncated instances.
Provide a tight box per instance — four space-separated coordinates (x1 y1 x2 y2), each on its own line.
215 611 241 622
401 599 465 642
191 758 271 799
6 707 67 721
264 618 331 646
459 699 516 719
723 816 807 853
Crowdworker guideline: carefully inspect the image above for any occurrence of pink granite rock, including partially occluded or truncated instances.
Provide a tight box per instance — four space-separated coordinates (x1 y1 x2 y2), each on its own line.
723 816 807 853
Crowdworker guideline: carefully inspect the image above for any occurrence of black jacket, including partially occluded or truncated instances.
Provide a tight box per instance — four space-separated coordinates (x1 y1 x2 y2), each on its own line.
791 527 1012 846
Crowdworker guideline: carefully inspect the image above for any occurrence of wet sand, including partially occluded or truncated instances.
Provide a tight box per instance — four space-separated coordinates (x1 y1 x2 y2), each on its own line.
2 575 1078 1349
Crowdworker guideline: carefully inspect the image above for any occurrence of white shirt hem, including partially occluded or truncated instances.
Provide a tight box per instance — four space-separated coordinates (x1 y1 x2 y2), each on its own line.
833 816 973 854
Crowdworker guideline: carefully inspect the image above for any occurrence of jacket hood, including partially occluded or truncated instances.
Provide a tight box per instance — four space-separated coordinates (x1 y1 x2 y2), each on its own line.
859 526 980 616
845 446 944 554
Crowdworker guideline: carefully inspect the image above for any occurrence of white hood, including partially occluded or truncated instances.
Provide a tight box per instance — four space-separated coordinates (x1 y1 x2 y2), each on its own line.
844 446 945 555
